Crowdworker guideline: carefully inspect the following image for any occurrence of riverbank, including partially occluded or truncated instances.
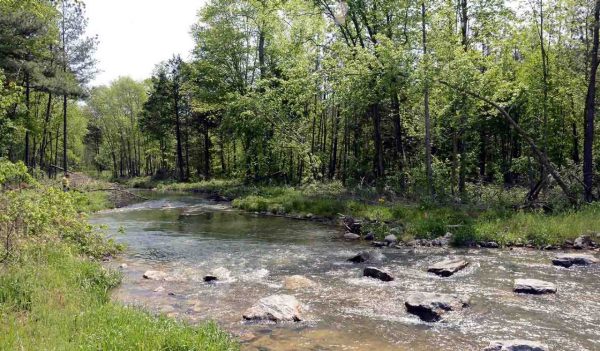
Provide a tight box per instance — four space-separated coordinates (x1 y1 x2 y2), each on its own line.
0 162 239 350
124 177 600 248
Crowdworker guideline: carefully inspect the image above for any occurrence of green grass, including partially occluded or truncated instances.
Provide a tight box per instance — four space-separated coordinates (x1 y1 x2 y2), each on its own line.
0 244 239 351
466 203 600 246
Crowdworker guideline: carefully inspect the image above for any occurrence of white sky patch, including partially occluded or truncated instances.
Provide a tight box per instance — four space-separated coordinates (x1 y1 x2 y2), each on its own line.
85 0 206 87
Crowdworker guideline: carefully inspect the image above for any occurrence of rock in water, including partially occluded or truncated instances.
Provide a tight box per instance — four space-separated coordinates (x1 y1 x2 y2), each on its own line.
483 340 549 351
404 293 470 322
371 241 387 248
552 253 599 267
384 234 398 246
344 233 361 240
143 270 168 280
428 259 470 277
348 251 372 263
242 295 303 322
481 241 500 248
283 275 315 290
513 279 556 294
363 267 394 282
573 235 593 249
203 275 218 282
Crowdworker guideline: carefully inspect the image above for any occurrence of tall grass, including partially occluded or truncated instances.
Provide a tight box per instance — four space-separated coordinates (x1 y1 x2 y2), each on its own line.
0 245 238 351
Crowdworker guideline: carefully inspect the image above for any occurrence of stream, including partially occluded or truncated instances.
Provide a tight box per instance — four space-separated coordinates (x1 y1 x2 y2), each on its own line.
91 193 600 351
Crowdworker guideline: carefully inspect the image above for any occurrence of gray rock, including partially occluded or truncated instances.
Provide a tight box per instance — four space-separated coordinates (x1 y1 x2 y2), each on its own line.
384 234 398 245
363 267 394 282
574 235 593 249
364 232 375 241
404 293 470 322
513 279 556 294
483 340 549 351
344 233 361 240
143 270 168 280
428 259 470 277
552 253 599 267
242 294 303 322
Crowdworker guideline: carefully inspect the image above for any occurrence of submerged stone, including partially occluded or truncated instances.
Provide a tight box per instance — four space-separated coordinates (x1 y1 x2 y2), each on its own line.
363 267 394 282
483 340 549 351
242 294 303 322
428 259 469 277
513 279 556 294
348 251 372 263
143 270 168 280
283 275 315 290
404 293 469 322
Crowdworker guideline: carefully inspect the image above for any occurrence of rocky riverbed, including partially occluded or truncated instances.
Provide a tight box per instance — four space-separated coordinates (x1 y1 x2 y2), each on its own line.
93 193 600 351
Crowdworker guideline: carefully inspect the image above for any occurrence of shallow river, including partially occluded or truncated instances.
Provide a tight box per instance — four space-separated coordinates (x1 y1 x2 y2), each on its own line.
91 193 600 351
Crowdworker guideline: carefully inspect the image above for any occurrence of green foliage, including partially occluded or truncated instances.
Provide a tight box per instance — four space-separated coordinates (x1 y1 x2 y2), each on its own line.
0 159 33 186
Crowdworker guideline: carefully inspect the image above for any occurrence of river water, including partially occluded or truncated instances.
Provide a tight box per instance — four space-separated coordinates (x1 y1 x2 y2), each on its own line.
91 193 600 351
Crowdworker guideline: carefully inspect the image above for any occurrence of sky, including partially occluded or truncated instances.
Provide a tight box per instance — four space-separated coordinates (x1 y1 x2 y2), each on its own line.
85 0 207 87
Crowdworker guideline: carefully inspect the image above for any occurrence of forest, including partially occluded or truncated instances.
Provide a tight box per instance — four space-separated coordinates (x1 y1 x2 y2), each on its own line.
1 0 599 208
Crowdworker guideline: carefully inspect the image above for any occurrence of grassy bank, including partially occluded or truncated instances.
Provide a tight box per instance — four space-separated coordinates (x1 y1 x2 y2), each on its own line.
150 178 600 247
0 244 238 350
0 161 238 351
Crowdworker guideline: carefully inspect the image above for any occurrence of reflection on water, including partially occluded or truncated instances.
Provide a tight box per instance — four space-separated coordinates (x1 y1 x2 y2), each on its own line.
91 194 600 351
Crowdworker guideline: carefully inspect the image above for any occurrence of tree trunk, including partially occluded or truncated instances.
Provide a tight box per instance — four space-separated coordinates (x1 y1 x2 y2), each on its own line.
63 94 68 174
24 74 30 167
174 83 185 182
583 0 600 202
422 2 433 195
371 103 384 178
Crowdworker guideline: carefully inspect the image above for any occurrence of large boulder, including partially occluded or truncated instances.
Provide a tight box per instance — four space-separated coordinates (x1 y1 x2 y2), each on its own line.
242 295 303 322
552 253 599 268
363 267 394 282
143 270 168 280
573 235 593 249
428 259 470 277
513 279 556 294
283 275 315 290
405 293 470 322
483 340 549 351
